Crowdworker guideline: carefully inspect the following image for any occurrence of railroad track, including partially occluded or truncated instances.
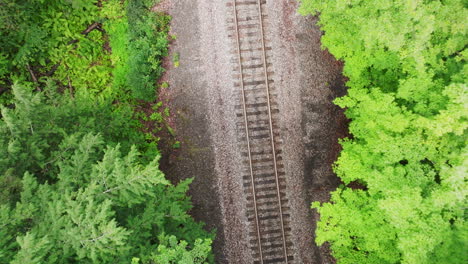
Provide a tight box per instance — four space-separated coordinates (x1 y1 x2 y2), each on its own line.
227 0 294 263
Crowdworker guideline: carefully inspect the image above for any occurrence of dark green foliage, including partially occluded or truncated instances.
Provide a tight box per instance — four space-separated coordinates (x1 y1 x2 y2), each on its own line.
126 0 170 101
0 84 213 263
0 82 147 192
300 0 467 263
0 0 213 263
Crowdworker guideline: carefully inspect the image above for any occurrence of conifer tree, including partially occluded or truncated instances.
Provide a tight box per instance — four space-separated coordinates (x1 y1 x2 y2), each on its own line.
0 84 213 263
1 0 213 262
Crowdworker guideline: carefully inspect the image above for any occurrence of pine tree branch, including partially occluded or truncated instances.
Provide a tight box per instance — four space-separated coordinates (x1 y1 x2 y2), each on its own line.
81 22 102 35
45 63 60 77
101 175 145 194
26 63 41 91
102 186 120 194
68 22 103 45
81 231 111 244
26 63 38 83
42 146 72 168
67 75 74 98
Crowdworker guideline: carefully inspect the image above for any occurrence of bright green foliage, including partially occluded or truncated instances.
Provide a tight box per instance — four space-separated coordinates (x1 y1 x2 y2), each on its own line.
151 235 213 264
103 0 130 98
300 0 467 263
0 0 112 98
0 0 170 102
103 0 170 101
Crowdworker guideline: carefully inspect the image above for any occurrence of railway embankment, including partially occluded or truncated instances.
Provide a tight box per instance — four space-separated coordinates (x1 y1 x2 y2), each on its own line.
159 1 346 263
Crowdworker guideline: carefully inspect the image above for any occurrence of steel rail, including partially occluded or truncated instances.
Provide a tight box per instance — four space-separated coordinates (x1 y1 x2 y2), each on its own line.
255 0 289 262
231 1 264 263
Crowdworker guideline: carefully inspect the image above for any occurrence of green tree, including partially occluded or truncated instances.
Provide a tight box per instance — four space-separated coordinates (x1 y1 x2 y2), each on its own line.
0 84 213 263
0 0 213 262
299 0 467 263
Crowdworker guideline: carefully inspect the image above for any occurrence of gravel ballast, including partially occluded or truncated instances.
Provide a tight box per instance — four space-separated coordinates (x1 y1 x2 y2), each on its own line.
159 1 347 263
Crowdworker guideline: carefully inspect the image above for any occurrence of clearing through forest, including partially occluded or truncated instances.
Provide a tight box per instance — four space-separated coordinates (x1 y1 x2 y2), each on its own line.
159 0 347 263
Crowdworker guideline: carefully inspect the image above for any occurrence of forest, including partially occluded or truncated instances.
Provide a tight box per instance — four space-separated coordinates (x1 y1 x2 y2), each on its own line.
0 0 466 263
300 0 466 263
0 0 213 263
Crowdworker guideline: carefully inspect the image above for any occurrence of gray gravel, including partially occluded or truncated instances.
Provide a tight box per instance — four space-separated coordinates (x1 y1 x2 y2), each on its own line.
159 1 347 263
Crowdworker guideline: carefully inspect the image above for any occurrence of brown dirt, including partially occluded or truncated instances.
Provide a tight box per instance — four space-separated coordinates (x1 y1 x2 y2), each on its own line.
152 0 172 13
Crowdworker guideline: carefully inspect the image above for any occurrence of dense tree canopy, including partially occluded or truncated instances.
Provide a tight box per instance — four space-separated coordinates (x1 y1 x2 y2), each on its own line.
299 0 467 263
0 0 213 263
